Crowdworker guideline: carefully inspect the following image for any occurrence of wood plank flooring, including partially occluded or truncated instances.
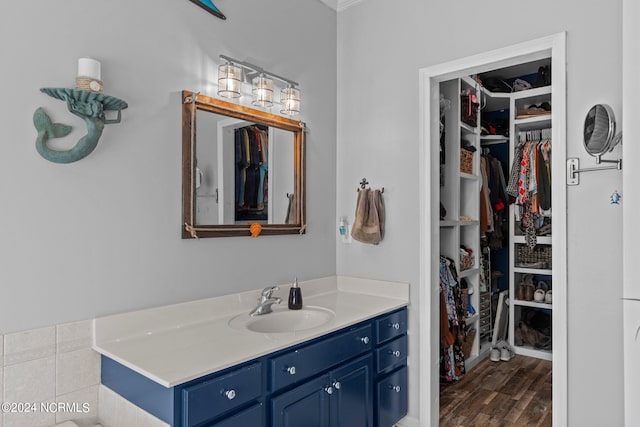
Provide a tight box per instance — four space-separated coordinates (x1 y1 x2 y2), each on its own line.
439 355 552 427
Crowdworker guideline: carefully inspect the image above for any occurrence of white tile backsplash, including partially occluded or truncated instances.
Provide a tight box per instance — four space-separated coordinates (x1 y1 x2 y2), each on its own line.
4 327 55 366
4 357 55 403
57 320 92 354
2 320 104 427
55 385 99 424
56 348 100 396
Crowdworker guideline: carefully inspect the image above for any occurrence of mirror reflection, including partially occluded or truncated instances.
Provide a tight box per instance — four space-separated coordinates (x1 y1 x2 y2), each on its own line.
182 91 306 238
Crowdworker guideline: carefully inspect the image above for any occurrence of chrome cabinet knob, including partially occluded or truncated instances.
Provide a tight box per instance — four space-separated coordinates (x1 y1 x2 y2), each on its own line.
389 322 400 330
361 336 370 345
333 381 341 390
224 389 236 400
389 350 401 357
286 366 296 375
324 386 334 395
389 385 401 393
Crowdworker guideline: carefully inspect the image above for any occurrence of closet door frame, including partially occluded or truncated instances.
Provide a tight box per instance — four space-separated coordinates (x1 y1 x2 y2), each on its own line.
418 32 567 427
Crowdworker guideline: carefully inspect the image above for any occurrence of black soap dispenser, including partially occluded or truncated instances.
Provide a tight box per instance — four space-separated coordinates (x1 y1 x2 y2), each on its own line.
288 277 303 310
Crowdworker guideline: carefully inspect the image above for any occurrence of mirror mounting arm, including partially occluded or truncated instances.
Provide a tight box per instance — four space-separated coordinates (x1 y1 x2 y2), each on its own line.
567 157 622 186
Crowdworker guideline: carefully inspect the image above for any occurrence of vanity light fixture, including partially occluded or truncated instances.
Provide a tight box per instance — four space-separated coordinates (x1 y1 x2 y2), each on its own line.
217 54 301 115
217 61 242 98
252 73 274 107
280 85 300 116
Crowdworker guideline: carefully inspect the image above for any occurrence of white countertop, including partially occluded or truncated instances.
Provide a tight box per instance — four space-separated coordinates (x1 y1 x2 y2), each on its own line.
93 276 409 387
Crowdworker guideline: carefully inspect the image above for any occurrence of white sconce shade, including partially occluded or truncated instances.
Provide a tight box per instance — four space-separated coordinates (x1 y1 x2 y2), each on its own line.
252 74 274 107
280 86 301 115
218 62 242 98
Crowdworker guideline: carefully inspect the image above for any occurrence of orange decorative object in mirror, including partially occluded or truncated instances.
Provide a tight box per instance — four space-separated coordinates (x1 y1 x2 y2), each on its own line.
249 223 262 238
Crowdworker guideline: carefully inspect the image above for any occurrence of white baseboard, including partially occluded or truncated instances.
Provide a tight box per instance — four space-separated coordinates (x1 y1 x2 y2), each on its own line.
396 415 421 427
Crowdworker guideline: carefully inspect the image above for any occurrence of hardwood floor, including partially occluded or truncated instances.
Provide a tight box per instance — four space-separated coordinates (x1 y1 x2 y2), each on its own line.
439 355 552 427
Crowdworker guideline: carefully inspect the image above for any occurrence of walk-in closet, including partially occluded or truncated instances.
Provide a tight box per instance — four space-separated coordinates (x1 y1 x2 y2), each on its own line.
437 57 554 425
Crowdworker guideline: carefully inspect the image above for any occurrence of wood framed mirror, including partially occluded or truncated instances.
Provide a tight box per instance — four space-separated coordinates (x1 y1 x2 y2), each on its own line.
182 90 306 238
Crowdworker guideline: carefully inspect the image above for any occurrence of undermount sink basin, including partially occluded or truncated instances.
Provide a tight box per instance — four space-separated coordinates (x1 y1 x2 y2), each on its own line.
229 306 335 334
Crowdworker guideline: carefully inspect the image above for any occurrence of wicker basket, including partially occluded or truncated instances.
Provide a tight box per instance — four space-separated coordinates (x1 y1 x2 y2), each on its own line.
461 328 476 359
460 148 474 174
516 244 552 269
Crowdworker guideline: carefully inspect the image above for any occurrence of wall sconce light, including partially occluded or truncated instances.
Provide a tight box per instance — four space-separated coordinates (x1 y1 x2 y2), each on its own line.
217 62 242 98
252 74 274 107
217 54 301 115
280 85 300 116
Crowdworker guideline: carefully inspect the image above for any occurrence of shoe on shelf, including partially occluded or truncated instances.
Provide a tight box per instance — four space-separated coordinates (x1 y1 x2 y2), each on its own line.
500 345 515 362
490 347 501 362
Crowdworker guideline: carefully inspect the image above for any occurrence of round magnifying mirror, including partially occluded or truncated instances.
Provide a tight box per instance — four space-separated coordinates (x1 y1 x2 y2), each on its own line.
583 104 619 156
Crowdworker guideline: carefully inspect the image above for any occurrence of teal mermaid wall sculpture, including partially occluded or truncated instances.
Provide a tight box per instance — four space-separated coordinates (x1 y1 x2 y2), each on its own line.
34 88 128 164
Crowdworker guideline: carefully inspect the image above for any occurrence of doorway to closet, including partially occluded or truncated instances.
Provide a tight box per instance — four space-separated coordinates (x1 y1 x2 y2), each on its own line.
418 33 567 427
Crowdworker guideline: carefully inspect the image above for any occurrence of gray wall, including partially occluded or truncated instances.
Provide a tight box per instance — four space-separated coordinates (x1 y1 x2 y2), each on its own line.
337 0 623 425
0 0 337 332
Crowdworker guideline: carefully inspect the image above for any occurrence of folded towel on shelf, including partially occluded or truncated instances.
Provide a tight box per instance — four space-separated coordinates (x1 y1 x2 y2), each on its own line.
351 188 385 244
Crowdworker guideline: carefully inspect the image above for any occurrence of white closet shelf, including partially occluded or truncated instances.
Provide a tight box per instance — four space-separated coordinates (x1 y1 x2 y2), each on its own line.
514 115 551 130
513 235 552 245
465 313 480 326
460 122 478 134
513 267 552 275
512 85 552 100
513 299 552 309
459 267 479 278
439 220 480 227
480 135 509 146
459 172 479 180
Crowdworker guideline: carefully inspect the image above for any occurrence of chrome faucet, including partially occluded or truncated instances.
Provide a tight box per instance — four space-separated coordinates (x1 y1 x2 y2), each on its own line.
249 286 281 316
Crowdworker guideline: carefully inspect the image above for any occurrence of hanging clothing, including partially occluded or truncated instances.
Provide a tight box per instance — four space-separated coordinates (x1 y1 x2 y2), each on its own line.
506 133 552 246
439 256 467 382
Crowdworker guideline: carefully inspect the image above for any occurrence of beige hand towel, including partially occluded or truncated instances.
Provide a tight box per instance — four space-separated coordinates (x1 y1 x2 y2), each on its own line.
351 188 385 244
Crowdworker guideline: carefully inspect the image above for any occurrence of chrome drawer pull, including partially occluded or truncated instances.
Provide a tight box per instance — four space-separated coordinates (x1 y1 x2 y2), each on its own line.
389 385 401 393
389 350 401 358
361 336 370 345
389 322 400 330
286 366 296 375
332 381 341 390
224 389 236 400
324 386 334 395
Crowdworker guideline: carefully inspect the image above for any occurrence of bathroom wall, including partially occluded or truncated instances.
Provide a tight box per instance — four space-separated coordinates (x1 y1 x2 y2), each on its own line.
336 0 623 425
0 0 337 333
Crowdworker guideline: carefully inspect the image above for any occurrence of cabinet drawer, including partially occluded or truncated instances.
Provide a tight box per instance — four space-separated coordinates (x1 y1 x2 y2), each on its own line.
210 403 264 427
376 366 408 427
480 299 490 311
182 362 262 427
269 324 373 391
480 307 490 319
376 308 407 344
479 315 491 329
480 293 491 305
376 335 407 374
480 323 491 334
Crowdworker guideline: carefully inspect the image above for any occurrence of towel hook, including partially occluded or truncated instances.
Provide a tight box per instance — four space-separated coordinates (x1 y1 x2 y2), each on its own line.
357 178 384 193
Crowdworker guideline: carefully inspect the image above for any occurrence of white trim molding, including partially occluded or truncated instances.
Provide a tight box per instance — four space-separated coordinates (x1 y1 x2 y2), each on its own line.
418 32 567 427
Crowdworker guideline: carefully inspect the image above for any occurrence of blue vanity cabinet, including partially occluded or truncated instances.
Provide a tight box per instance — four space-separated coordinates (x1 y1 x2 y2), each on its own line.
181 362 263 426
270 374 331 427
100 306 408 427
271 355 373 427
373 308 408 427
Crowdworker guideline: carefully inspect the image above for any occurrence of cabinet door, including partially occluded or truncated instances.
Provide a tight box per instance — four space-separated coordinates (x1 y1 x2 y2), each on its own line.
271 374 331 427
330 354 373 427
376 366 407 427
